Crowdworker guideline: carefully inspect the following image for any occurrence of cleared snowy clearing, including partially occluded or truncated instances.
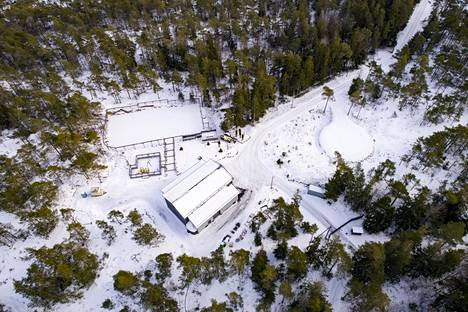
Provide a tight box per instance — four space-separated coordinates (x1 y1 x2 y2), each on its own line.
319 101 374 162
106 104 204 147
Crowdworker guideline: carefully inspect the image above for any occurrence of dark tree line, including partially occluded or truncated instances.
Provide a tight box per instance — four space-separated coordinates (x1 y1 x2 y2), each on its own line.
0 0 417 131
324 151 467 311
357 0 467 125
325 153 467 235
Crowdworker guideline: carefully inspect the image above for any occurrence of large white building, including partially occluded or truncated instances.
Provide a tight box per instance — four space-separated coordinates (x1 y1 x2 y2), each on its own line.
161 159 240 234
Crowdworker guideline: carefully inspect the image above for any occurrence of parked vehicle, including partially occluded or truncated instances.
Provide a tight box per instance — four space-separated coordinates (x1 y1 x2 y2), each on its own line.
220 134 235 143
90 187 106 197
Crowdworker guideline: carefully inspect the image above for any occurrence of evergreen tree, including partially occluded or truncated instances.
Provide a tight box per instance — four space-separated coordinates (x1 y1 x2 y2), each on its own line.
286 246 308 280
324 152 353 201
267 197 303 240
113 271 139 295
141 282 179 312
343 163 373 212
177 254 202 311
155 253 173 283
290 281 332 312
363 196 395 233
383 236 415 281
67 222 90 244
351 242 385 285
395 187 431 232
95 220 116 245
133 223 164 246
251 249 277 305
431 260 468 312
15 242 98 308
321 86 334 113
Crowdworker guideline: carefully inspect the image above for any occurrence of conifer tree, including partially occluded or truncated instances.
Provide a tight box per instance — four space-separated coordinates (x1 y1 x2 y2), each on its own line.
321 86 334 113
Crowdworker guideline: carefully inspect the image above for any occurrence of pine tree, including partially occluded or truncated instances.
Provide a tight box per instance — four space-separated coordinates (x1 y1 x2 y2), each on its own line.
363 196 394 233
229 249 250 282
155 253 173 283
177 254 202 311
251 249 277 305
395 187 431 232
15 242 98 308
343 163 373 212
67 222 90 244
351 242 385 285
268 197 303 240
113 270 139 294
383 235 416 281
133 223 163 246
324 152 354 201
95 220 116 245
290 281 332 312
321 86 334 113
286 246 308 280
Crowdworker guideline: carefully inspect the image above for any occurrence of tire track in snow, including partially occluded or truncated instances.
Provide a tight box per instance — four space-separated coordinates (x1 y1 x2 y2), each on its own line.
393 0 434 53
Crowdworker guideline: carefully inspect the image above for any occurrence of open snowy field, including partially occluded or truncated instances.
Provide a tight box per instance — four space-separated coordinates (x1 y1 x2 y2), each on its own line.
106 104 204 147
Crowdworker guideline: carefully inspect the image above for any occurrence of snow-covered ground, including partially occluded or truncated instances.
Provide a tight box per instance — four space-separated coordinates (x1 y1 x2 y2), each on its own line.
129 153 161 176
319 100 373 162
0 0 449 310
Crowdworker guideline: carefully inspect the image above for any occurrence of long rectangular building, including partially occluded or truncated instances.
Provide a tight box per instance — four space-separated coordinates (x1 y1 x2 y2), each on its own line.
161 159 240 234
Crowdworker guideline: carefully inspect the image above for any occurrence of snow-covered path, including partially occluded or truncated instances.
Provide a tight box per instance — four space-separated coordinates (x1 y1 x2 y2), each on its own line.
393 0 434 53
224 0 434 246
224 71 360 246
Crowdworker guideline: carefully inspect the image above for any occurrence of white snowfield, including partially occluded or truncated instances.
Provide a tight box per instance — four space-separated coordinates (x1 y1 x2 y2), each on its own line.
224 71 363 248
106 104 203 147
319 101 374 161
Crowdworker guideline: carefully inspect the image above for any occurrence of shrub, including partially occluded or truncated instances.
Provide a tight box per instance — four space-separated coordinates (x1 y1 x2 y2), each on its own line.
113 270 139 294
14 242 98 308
133 223 163 246
254 232 262 246
127 209 142 226
101 299 114 309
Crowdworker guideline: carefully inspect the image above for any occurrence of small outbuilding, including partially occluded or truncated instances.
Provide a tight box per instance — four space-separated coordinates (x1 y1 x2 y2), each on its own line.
161 159 240 234
307 184 325 198
351 226 364 235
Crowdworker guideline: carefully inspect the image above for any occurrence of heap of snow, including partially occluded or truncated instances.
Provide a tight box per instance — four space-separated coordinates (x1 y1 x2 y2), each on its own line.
319 103 373 162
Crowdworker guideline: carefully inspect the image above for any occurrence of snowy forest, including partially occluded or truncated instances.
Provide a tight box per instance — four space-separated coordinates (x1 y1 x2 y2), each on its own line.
0 0 467 311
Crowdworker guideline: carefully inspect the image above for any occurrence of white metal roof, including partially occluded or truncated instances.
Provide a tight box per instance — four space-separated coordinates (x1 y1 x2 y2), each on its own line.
308 184 324 193
351 226 364 234
162 159 239 230
187 184 239 229
173 167 233 218
162 159 219 203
